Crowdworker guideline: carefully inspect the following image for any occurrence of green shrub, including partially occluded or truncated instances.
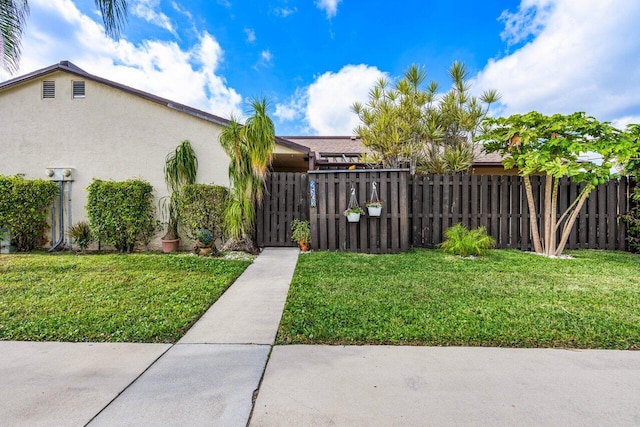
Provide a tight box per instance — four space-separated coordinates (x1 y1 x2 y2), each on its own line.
68 221 93 252
86 179 156 252
0 175 59 251
440 223 496 257
177 184 228 242
195 228 214 246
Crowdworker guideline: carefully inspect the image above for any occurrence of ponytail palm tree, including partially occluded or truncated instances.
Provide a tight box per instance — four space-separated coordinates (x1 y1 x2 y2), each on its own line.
1 0 128 73
219 98 275 253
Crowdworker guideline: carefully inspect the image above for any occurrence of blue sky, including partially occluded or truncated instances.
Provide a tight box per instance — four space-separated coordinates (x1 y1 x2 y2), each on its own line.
3 0 640 135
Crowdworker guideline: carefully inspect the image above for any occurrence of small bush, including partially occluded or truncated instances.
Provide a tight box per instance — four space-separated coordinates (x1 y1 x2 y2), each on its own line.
86 179 156 253
177 184 228 242
440 223 495 257
196 228 214 246
68 221 93 252
0 175 59 251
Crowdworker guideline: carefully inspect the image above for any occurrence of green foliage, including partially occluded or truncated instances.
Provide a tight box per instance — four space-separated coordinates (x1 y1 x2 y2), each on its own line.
162 140 199 240
439 223 495 257
353 62 499 173
344 206 365 216
291 219 311 244
219 98 275 245
176 183 228 242
0 254 250 342
0 175 58 251
277 249 640 349
86 179 156 253
480 111 637 256
68 221 93 252
621 124 640 252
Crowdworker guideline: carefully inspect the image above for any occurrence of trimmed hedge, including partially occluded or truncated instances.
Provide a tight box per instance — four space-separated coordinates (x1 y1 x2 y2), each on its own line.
0 175 59 251
86 179 157 252
177 184 229 241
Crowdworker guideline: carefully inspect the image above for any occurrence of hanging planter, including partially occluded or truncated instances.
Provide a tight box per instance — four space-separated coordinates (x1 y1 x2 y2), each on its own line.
344 185 364 222
366 180 383 217
344 206 365 222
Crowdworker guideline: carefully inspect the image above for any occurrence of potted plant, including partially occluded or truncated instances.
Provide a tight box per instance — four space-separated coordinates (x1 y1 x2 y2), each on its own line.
194 227 215 256
161 140 198 253
366 200 384 217
344 206 365 223
291 219 311 251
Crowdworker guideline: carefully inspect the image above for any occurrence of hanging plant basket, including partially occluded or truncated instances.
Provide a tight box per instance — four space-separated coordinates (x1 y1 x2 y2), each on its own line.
366 204 382 217
366 180 383 217
344 185 364 223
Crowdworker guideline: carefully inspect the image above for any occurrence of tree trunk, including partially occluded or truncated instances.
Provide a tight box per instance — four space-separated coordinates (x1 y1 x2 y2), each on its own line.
221 233 260 255
543 174 554 255
523 175 543 253
555 187 592 256
548 178 559 255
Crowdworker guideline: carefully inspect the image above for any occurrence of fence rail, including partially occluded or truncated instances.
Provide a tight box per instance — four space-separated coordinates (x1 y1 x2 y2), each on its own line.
256 172 630 253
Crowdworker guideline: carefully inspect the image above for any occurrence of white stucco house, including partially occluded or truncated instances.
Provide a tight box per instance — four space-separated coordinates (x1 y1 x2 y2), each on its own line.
0 61 309 249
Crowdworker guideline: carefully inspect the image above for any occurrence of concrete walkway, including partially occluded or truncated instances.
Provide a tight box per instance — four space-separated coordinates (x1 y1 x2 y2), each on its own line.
89 247 300 426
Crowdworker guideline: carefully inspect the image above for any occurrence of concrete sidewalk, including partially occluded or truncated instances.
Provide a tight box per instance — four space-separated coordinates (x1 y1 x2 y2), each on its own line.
89 247 300 426
251 345 640 426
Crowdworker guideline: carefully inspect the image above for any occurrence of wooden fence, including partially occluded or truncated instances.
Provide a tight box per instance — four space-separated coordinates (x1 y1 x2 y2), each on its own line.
411 174 629 251
256 171 630 253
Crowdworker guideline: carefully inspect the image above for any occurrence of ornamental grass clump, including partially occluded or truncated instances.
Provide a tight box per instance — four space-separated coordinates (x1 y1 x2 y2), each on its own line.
440 223 495 257
68 221 93 253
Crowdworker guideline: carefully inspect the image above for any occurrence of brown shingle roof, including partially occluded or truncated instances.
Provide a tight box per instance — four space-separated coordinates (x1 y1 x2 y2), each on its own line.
279 135 504 165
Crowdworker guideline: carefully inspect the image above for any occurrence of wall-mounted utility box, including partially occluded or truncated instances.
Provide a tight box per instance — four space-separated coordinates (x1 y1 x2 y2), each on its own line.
45 167 75 181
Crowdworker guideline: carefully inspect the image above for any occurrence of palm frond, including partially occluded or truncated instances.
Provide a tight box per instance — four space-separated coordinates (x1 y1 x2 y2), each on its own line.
1 0 29 74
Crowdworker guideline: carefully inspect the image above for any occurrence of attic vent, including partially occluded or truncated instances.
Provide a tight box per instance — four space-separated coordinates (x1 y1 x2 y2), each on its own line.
72 81 85 98
42 81 55 99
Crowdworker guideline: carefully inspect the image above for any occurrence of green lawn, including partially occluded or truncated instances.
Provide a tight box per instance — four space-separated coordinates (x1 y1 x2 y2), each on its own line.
0 253 250 343
277 249 640 349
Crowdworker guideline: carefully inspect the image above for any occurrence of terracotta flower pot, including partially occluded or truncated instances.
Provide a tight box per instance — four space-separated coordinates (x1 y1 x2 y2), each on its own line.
161 238 180 253
299 240 310 252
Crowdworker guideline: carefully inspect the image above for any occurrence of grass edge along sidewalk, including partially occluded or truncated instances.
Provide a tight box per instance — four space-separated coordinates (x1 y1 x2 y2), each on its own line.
0 253 251 343
277 249 640 350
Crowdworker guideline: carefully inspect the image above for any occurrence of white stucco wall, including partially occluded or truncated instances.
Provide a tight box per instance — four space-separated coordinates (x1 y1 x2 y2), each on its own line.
0 70 231 250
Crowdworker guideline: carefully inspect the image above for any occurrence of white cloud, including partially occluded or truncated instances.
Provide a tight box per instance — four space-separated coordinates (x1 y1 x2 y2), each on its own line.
0 0 242 119
244 28 256 43
276 64 385 135
315 0 342 18
132 0 178 37
474 0 640 124
499 0 555 45
261 50 273 63
274 7 297 17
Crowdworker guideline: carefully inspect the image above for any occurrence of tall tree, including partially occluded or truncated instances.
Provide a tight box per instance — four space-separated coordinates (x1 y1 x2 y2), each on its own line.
353 62 499 174
219 98 275 254
480 111 637 257
1 0 127 74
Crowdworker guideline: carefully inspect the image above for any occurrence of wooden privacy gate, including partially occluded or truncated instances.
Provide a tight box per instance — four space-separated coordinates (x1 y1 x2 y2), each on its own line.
256 172 309 247
256 171 630 253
